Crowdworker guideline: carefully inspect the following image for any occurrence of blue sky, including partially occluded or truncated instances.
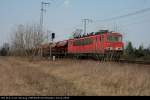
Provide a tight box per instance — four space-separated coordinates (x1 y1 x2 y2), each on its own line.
0 0 150 48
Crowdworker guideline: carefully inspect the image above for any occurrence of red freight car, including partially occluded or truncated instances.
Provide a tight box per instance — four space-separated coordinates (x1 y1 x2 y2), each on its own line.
52 40 68 57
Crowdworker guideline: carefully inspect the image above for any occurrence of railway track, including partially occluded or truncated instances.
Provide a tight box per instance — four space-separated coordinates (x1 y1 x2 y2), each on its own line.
119 59 150 65
66 57 150 65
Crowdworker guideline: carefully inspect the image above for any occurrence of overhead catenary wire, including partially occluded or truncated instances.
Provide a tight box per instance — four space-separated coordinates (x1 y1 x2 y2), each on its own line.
56 17 150 39
50 5 150 40
94 7 150 22
120 18 150 28
89 7 150 33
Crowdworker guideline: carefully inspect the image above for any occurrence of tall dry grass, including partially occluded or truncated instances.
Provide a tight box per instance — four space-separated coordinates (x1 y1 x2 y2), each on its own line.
46 59 150 96
0 57 150 96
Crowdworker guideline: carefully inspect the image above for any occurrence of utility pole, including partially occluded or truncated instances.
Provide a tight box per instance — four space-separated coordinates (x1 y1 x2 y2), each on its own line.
40 2 50 33
39 1 50 57
82 19 92 34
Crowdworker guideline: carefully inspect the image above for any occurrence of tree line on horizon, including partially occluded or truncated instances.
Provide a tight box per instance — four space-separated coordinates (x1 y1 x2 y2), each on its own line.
124 42 150 60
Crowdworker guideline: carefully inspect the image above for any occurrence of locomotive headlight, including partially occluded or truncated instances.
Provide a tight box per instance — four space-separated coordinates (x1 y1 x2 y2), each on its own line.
106 47 113 50
115 47 123 50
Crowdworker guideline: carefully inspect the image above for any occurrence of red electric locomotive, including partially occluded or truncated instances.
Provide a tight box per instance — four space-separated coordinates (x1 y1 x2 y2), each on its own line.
67 30 124 60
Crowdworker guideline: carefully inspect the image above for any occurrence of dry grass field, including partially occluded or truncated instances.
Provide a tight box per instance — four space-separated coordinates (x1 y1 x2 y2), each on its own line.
0 56 150 96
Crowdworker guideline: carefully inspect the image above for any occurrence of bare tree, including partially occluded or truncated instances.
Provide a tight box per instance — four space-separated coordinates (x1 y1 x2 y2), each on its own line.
10 24 44 56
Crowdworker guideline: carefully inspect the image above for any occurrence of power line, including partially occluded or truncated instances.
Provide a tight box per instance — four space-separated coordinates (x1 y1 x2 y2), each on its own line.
95 7 150 22
121 18 150 28
57 15 150 39
51 7 150 40
39 1 50 57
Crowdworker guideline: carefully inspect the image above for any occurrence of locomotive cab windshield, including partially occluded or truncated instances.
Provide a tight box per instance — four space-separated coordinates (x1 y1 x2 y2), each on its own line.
107 34 122 42
105 33 124 51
